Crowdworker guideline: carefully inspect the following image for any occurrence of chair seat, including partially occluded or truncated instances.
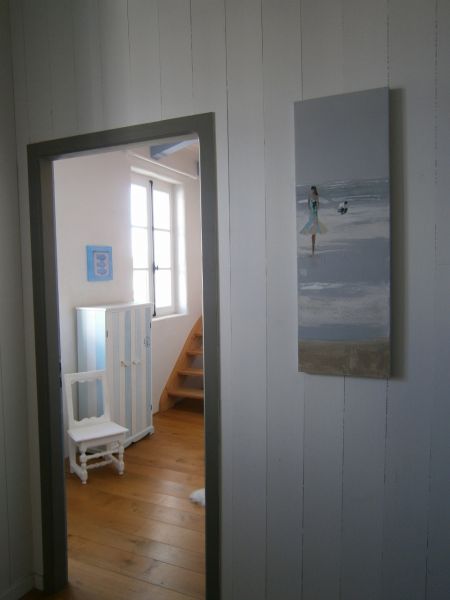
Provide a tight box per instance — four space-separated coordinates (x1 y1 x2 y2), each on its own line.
68 421 128 443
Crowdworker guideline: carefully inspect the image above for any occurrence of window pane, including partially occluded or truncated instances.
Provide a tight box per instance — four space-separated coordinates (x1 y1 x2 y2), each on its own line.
133 270 149 303
153 190 171 230
154 230 171 269
130 184 148 226
155 269 172 308
131 227 149 268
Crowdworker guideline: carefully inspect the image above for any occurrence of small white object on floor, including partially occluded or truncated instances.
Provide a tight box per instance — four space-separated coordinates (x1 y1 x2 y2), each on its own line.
190 488 205 506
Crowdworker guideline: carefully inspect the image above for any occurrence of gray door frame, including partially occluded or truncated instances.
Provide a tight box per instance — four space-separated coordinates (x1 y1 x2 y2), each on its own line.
27 113 220 598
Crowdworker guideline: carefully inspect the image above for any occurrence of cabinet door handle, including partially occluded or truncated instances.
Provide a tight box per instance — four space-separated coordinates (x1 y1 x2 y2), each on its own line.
120 360 131 367
132 359 141 366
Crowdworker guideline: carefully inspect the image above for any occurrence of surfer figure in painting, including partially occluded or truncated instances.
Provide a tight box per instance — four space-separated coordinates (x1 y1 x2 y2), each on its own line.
300 185 328 255
337 200 348 214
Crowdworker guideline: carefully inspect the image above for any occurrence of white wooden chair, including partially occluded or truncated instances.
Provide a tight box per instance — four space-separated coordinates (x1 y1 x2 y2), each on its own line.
64 370 128 484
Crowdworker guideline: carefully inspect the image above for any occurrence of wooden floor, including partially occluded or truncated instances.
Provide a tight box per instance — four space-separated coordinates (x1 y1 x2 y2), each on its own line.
23 400 205 600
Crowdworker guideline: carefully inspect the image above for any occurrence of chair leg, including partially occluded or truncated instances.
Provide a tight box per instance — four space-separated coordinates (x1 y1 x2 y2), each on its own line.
117 442 125 475
68 439 76 474
80 451 88 484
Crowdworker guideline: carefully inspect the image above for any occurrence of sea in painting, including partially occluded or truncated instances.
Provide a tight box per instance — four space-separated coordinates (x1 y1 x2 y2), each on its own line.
297 177 390 377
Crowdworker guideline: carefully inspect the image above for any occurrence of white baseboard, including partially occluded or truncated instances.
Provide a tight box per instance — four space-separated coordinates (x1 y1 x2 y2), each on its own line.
0 575 34 600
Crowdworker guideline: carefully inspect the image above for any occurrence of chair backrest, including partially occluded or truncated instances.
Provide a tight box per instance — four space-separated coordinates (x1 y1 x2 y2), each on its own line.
64 370 111 429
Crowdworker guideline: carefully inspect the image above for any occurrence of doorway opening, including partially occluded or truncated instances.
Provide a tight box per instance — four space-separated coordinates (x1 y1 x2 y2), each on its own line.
27 115 220 599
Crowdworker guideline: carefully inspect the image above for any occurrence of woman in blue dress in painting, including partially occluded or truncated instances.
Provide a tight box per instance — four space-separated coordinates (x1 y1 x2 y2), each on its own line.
300 185 327 256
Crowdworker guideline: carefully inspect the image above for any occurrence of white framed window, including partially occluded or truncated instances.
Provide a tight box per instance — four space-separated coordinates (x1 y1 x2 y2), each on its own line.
130 175 181 316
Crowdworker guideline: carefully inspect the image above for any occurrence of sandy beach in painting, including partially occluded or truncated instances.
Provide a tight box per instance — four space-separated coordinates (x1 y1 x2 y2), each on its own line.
298 338 390 378
297 178 390 377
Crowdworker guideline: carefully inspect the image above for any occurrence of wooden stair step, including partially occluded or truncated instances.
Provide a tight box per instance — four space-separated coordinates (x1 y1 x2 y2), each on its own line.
178 368 204 377
186 349 203 356
168 387 204 400
160 316 204 412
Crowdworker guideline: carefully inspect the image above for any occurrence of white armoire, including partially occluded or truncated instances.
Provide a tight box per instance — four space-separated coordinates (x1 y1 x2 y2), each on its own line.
76 302 154 445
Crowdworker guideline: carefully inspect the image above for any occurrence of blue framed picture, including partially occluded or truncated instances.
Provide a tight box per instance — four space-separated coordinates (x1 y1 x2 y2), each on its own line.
86 245 113 281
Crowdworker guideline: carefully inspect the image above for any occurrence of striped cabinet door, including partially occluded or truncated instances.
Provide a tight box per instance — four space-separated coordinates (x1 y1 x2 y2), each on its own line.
131 304 153 441
78 303 153 444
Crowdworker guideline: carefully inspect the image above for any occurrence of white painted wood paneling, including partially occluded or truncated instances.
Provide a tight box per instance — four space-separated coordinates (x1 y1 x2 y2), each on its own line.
0 315 31 587
98 0 132 129
128 0 161 124
340 379 386 600
342 0 388 91
0 145 31 584
191 0 227 116
382 1 436 598
7 0 28 155
190 2 232 598
302 375 345 600
436 0 450 266
46 0 77 137
427 3 450 597
8 0 44 585
157 0 193 120
428 265 450 599
262 1 303 598
225 0 267 597
22 0 53 141
0 352 11 600
72 0 104 133
0 0 31 594
301 0 343 99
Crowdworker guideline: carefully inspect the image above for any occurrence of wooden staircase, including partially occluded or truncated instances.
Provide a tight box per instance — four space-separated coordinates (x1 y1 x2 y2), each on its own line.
159 317 204 412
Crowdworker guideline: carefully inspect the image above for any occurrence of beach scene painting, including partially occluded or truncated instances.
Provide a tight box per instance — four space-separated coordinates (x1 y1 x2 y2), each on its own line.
295 88 390 378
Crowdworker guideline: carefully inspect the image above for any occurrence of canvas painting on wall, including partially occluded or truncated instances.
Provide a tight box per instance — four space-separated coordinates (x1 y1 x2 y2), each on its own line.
295 88 390 378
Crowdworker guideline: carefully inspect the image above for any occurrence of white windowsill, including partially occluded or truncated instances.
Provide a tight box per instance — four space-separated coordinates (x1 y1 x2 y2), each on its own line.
152 312 186 323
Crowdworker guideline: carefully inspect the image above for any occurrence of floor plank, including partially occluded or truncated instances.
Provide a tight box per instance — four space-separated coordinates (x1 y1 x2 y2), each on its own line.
23 401 205 599
67 487 205 532
68 536 204 599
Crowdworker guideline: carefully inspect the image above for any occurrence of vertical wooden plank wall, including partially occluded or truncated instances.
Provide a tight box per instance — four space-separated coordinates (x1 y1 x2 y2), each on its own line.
0 351 10 592
225 1 267 598
127 0 161 125
72 0 104 133
22 0 54 141
98 0 132 129
428 1 450 599
301 0 343 100
157 0 193 120
46 0 77 138
4 1 450 599
382 2 436 598
8 0 44 586
430 265 450 600
435 1 450 266
261 1 303 599
342 0 387 91
302 375 345 600
0 0 32 597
